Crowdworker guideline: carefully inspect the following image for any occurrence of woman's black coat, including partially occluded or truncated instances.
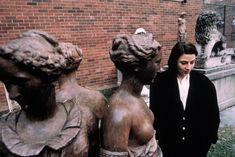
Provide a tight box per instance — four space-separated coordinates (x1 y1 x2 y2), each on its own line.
150 70 220 156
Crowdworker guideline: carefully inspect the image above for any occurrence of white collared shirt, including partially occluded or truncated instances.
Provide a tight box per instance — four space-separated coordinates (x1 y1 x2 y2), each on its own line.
177 74 190 110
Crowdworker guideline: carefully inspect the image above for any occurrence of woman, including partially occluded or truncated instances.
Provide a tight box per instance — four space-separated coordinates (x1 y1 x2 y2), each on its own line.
150 42 220 157
100 33 162 157
0 30 95 157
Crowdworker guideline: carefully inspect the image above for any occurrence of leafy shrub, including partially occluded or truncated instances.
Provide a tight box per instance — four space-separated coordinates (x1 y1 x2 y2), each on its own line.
208 125 235 157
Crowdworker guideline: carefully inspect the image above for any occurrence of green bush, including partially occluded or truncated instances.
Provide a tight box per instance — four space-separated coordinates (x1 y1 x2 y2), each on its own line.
208 125 235 157
100 87 117 99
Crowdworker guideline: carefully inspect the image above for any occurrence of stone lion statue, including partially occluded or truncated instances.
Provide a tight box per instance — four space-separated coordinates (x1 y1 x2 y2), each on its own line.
195 10 226 59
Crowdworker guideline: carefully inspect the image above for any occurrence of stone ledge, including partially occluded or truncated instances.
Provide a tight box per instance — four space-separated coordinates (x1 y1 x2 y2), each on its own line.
194 64 235 81
220 98 235 111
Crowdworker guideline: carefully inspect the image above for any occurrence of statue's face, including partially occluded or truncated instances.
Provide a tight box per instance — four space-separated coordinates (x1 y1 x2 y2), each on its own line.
138 52 162 84
0 57 50 111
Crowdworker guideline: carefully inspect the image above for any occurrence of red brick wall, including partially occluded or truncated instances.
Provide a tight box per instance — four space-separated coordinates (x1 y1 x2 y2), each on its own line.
0 0 203 110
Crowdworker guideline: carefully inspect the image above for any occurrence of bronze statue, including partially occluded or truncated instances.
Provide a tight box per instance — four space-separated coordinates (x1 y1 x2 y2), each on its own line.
56 42 107 156
0 30 105 157
100 33 162 157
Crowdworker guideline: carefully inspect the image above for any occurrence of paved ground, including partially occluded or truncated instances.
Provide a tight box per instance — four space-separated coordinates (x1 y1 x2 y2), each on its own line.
220 105 235 127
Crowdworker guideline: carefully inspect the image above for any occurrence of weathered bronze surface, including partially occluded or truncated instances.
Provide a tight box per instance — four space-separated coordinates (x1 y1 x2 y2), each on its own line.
100 33 162 157
0 30 106 157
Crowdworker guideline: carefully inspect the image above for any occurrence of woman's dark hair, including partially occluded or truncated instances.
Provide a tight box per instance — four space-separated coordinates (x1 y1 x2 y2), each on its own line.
167 42 198 74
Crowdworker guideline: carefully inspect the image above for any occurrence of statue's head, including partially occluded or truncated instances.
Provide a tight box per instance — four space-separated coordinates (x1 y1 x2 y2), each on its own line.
0 30 81 115
110 33 161 83
195 10 224 45
0 30 82 79
57 42 83 74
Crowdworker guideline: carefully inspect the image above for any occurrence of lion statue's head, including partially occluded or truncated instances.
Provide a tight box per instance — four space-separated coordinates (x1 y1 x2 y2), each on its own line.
195 10 224 46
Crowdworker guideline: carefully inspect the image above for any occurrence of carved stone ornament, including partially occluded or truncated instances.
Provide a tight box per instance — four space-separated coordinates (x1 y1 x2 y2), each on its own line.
195 10 235 68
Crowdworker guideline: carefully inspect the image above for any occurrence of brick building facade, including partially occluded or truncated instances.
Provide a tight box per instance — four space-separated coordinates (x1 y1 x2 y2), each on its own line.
0 0 203 111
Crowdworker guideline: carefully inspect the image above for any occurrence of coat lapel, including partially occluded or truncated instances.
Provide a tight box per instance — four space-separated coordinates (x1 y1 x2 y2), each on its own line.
185 73 195 112
172 77 184 111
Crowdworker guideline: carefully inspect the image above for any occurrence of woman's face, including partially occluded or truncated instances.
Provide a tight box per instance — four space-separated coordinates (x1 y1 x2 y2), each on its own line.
0 57 50 111
177 53 196 78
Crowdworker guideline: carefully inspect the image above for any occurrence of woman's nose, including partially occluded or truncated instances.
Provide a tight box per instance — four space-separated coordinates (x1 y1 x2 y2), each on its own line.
185 63 192 70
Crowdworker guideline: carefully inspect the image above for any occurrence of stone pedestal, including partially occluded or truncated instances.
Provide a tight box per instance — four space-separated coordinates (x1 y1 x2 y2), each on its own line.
194 64 235 110
195 48 234 69
117 70 122 86
195 55 231 69
232 32 235 49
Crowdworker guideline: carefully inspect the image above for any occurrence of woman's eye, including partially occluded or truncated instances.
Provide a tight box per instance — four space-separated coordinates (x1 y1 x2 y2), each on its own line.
180 62 187 65
190 61 195 64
